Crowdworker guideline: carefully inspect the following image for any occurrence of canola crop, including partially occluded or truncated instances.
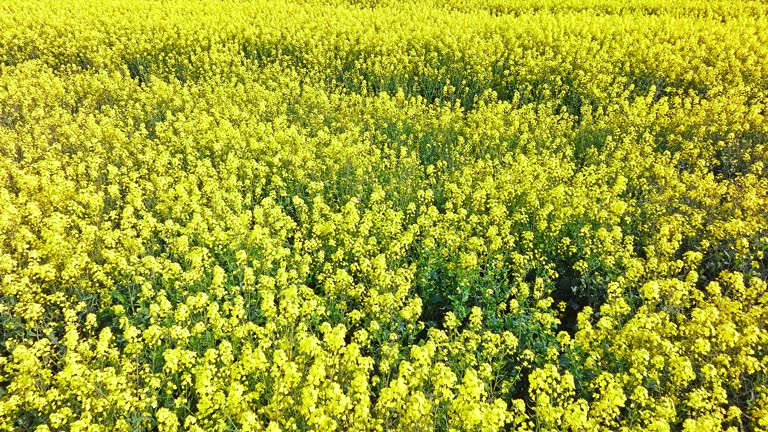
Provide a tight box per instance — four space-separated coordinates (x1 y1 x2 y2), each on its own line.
1 0 767 431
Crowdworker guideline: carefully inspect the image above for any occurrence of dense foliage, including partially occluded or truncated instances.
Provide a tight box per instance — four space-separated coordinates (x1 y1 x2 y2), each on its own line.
1 0 767 431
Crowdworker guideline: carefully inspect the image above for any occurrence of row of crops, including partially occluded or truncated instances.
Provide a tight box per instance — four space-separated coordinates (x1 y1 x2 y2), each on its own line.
1 0 767 431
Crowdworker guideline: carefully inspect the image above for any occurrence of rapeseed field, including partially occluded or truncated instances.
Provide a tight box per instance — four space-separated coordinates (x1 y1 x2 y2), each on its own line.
1 0 767 430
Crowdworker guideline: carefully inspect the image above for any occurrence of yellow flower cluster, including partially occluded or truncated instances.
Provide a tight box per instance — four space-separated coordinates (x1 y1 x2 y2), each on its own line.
1 0 767 430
